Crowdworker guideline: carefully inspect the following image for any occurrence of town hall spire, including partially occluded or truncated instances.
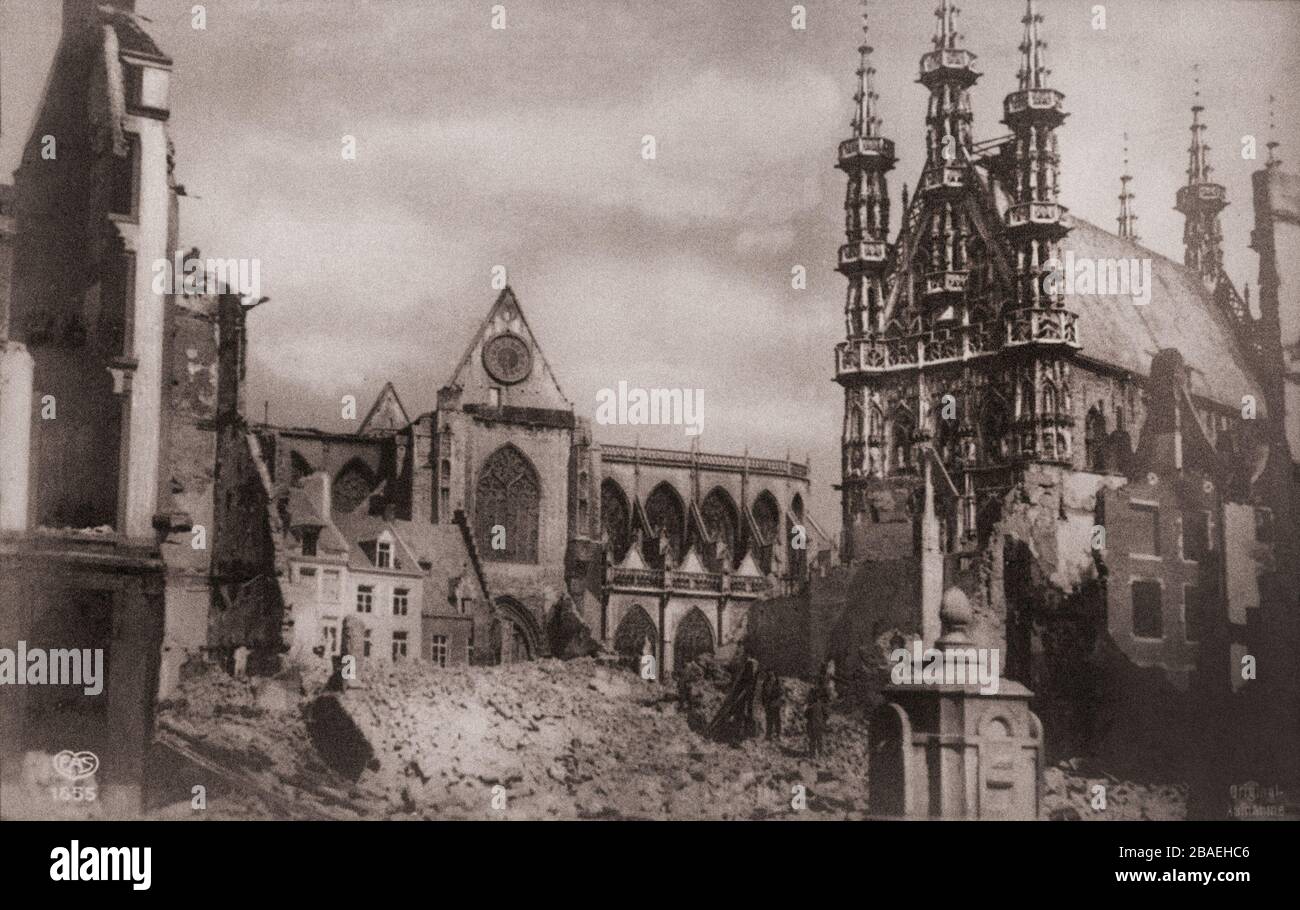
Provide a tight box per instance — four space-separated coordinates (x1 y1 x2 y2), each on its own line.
837 1 895 340
1118 132 1139 241
1176 67 1228 284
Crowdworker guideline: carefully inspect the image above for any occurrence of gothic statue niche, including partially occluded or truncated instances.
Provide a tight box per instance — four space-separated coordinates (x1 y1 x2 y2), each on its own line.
643 483 685 569
701 488 741 571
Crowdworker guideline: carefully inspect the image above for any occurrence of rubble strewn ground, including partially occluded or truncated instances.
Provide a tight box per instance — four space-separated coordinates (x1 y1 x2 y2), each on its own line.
1041 763 1186 821
149 658 1186 821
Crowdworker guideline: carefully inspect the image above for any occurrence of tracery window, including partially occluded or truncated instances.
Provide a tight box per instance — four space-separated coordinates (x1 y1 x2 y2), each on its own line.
334 461 377 515
475 446 540 563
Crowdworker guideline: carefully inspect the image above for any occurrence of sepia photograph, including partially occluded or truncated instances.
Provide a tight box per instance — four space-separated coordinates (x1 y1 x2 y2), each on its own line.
0 0 1297 890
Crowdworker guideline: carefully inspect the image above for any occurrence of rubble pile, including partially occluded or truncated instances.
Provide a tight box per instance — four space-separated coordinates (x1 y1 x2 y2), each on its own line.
153 659 1187 820
155 657 872 820
1041 762 1187 820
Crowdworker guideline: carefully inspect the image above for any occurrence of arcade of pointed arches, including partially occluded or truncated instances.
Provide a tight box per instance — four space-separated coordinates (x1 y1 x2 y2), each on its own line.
599 477 805 577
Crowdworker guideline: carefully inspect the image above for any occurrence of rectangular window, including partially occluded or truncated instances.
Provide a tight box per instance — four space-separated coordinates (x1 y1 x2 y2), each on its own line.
363 629 372 658
393 588 409 616
392 631 408 661
322 570 341 602
301 527 320 557
109 132 140 217
298 566 317 581
1129 504 1160 557
1131 579 1163 639
430 635 448 668
458 597 470 616
356 585 373 614
376 541 392 569
1183 585 1201 643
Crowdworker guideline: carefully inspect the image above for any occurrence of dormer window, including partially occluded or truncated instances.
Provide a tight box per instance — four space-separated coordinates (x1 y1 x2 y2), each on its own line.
376 540 392 569
301 527 319 557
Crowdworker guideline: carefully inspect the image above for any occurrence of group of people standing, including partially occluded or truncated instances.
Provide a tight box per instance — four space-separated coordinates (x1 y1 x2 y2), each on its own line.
691 657 838 759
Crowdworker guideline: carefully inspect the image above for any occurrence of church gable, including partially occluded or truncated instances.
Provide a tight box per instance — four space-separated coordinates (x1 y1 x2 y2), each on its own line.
446 287 571 412
358 382 410 436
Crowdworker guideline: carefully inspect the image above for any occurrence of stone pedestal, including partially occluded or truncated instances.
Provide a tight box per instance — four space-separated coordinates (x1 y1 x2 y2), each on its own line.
868 587 1044 819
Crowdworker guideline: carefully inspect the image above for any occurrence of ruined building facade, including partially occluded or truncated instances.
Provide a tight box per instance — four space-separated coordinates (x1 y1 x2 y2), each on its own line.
785 0 1299 784
0 1 254 816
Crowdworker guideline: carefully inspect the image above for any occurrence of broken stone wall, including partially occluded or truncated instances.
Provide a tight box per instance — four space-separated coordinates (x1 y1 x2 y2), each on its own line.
155 293 221 696
209 428 285 670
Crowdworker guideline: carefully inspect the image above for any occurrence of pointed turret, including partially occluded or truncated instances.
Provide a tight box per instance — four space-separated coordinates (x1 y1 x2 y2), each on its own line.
999 0 1077 463
836 1 896 340
1002 1 1071 312
1175 69 1228 284
918 0 979 189
1118 132 1139 241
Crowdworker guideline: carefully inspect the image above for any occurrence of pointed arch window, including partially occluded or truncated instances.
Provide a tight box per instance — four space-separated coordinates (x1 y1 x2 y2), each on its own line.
644 483 686 568
475 446 540 563
1085 405 1107 471
334 460 377 515
601 479 631 563
751 491 781 574
701 488 742 571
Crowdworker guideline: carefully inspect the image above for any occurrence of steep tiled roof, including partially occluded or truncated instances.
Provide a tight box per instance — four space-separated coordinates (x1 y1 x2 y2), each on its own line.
332 512 423 575
1063 218 1263 412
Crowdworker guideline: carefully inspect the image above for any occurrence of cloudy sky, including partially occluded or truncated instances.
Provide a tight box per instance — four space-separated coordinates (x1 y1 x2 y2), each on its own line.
2 0 1298 527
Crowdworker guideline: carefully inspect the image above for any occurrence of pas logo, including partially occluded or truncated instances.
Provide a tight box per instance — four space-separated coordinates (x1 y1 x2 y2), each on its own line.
53 750 99 782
